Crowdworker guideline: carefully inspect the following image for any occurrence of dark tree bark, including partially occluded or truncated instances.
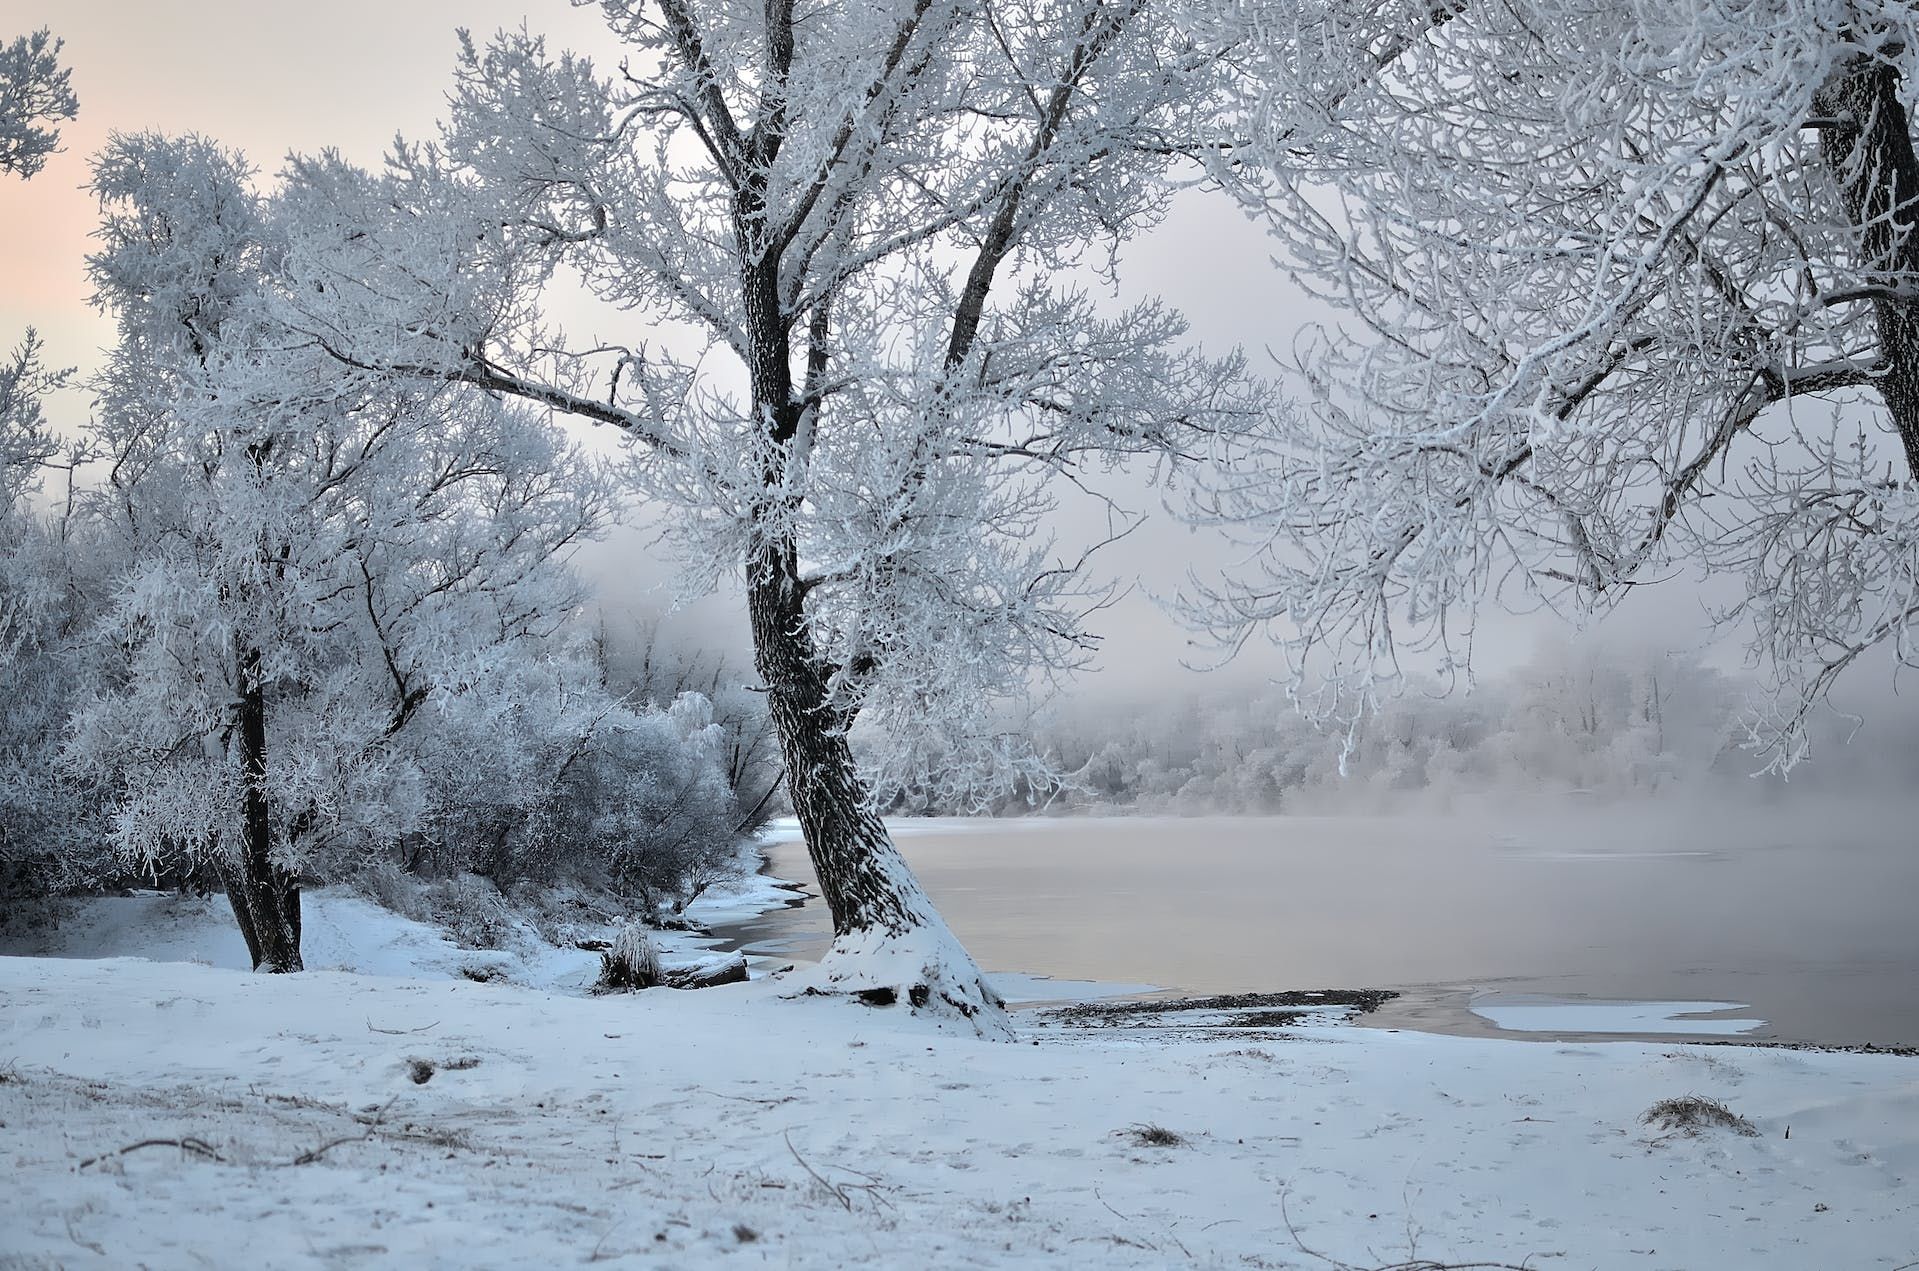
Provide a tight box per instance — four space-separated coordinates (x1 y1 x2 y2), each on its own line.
748 542 929 940
733 179 935 942
223 646 303 973
1818 58 1919 480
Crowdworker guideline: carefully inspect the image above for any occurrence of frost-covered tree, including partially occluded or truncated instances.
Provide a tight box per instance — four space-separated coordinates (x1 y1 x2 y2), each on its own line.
75 135 609 971
0 332 63 501
282 0 1258 1017
0 26 82 911
1184 1 1919 768
0 464 103 912
0 27 76 179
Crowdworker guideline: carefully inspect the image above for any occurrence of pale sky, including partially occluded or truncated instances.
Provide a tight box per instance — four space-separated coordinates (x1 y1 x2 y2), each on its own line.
0 1 1718 697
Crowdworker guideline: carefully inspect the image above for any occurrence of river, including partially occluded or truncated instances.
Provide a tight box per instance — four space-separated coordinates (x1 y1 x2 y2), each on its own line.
713 800 1919 1047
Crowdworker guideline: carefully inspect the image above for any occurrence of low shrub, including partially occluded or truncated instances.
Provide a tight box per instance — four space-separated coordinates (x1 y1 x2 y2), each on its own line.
596 921 662 992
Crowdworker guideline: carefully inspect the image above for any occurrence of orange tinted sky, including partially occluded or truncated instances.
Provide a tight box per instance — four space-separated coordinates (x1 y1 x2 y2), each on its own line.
0 1 617 362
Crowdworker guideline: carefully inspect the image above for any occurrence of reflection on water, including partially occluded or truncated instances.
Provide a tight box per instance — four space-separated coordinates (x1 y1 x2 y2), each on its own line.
716 802 1919 1047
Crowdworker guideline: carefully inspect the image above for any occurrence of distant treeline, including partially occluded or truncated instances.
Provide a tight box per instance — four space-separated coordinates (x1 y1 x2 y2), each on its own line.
885 641 1919 817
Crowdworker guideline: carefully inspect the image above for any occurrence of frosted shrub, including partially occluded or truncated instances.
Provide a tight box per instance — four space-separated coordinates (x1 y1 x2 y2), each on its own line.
424 875 520 951
415 652 742 909
574 694 742 912
596 921 662 993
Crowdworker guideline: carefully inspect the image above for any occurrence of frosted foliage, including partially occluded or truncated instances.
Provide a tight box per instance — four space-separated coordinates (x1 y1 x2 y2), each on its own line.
1182 1 1919 769
275 0 1262 814
418 652 741 900
0 28 75 179
0 328 82 903
68 134 614 882
0 523 106 901
0 332 63 510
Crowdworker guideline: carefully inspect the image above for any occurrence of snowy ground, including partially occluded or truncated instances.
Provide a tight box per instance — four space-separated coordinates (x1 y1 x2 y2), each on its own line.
0 863 804 994
4 951 1916 1268
4 869 1916 1268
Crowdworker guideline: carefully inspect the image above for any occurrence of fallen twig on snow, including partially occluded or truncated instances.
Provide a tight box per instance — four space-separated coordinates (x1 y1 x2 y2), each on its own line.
285 1096 398 1166
1280 1192 1553 1270
366 1019 439 1035
708 1090 798 1107
783 1129 892 1212
785 1129 854 1211
1093 1186 1191 1258
78 1137 225 1170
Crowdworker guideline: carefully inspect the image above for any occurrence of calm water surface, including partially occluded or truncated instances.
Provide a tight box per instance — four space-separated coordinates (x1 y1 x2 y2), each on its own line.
717 802 1919 1047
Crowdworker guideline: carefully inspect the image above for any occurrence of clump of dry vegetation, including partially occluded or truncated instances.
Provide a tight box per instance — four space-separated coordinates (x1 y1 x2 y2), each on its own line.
595 922 662 992
1642 1095 1758 1137
1125 1123 1186 1148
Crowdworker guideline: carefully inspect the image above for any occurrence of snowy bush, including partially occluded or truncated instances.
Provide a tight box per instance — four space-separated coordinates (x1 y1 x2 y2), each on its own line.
594 623 783 835
411 648 742 912
0 523 94 905
595 921 662 992
1642 1095 1758 1138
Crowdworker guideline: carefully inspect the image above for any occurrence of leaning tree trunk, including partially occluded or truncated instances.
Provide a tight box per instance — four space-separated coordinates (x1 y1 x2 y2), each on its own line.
746 538 1004 1026
223 647 303 973
1818 57 1919 480
728 184 1002 1026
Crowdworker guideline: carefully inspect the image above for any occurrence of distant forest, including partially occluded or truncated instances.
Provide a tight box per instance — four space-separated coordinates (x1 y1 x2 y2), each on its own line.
882 641 1919 817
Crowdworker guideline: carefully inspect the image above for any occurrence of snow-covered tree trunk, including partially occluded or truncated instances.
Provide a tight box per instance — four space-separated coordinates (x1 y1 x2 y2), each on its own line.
733 193 1001 1016
748 538 998 1019
223 647 303 974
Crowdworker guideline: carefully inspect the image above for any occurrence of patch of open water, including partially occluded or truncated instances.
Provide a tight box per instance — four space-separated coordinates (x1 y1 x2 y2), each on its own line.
710 804 1919 1047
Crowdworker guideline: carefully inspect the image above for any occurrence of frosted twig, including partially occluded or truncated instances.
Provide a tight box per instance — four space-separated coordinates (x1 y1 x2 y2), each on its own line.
77 1137 224 1170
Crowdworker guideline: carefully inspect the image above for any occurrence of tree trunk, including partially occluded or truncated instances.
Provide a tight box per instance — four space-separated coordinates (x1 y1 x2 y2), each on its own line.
227 647 303 973
1818 59 1919 480
724 166 1001 1023
745 540 1004 1024
749 553 924 938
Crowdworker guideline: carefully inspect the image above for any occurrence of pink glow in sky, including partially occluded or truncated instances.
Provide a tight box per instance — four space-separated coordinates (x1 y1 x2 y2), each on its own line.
0 2 614 356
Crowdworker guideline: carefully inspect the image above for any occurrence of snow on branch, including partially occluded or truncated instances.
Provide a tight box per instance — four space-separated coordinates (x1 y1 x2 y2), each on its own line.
1182 0 1919 768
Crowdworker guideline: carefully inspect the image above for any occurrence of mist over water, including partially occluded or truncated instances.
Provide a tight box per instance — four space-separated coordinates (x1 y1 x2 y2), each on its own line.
726 796 1919 1047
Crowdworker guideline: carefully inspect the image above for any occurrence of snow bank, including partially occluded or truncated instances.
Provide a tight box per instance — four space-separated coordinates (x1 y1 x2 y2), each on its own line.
0 870 799 996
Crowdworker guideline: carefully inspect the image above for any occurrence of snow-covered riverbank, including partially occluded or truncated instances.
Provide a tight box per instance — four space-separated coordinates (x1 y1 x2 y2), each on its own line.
0 870 802 997
4 948 1916 1269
